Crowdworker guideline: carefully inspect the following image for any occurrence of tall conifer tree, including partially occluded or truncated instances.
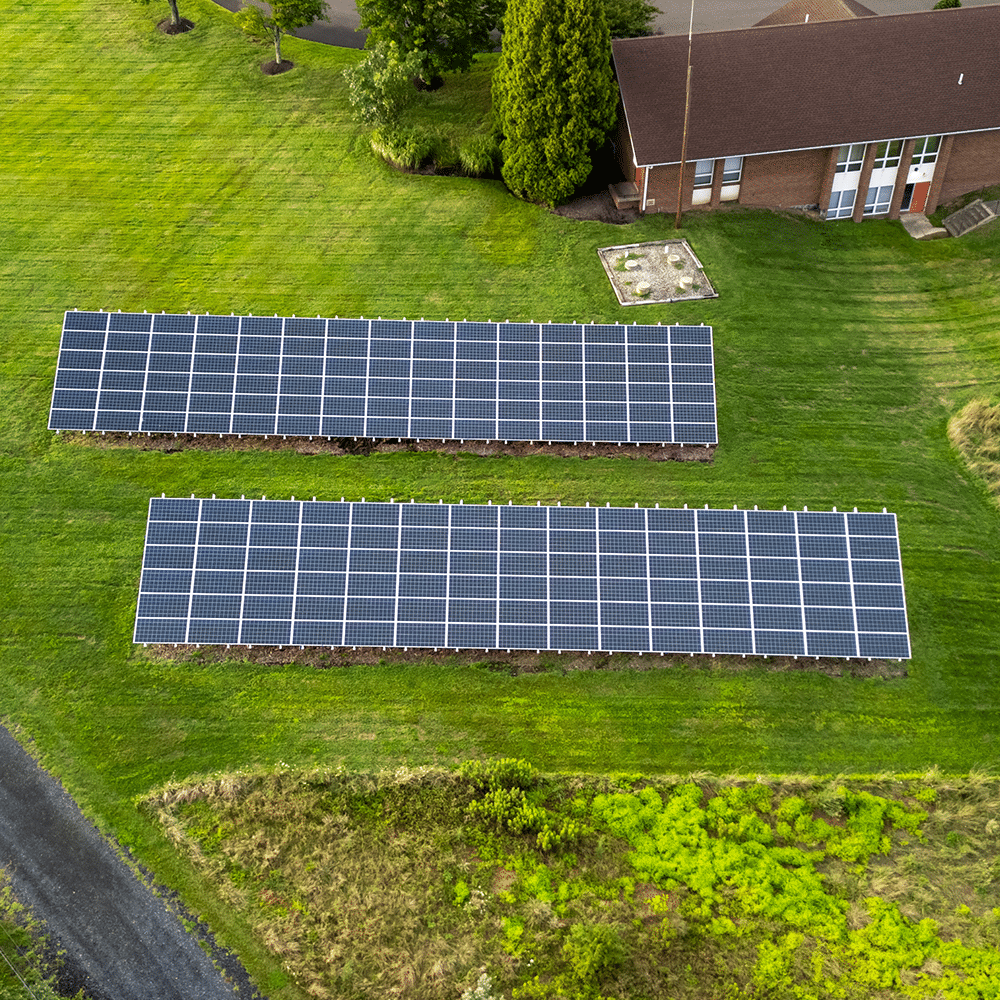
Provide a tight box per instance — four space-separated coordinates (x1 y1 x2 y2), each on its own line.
493 0 618 205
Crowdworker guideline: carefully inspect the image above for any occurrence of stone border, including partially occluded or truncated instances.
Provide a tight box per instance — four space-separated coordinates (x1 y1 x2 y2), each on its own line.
598 239 719 306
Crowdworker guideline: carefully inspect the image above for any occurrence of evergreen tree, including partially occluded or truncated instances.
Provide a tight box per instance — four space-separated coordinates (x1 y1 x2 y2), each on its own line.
492 0 618 206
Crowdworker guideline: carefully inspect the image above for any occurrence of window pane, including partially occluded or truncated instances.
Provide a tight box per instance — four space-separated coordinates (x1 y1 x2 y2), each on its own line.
722 155 743 183
694 159 714 187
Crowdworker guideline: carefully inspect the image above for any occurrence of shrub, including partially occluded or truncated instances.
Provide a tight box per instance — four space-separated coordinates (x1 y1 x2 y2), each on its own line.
562 922 626 981
460 758 537 792
459 134 500 177
344 42 424 128
370 125 437 170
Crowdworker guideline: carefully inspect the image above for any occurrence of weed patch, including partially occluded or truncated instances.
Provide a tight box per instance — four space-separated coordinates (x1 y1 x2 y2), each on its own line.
143 765 1000 1000
949 398 1000 506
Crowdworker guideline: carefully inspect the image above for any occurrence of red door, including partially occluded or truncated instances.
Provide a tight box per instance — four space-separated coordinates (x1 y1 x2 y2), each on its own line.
909 182 931 214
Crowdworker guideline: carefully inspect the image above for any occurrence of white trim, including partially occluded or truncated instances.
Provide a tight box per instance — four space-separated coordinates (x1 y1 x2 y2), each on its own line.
631 125 1000 171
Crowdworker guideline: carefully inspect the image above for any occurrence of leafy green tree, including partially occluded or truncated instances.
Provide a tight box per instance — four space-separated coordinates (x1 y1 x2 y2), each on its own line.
492 0 618 205
344 42 425 128
357 0 505 88
603 0 659 38
932 0 961 7
236 0 326 67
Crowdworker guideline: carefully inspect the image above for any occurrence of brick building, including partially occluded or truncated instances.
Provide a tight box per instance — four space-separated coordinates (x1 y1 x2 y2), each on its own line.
611 3 1000 220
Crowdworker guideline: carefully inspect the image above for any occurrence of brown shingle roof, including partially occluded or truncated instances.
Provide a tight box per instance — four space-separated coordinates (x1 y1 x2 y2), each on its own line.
613 5 1000 167
753 0 877 28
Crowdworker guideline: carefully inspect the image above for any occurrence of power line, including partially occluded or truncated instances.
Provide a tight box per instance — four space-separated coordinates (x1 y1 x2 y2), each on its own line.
0 937 42 1000
0 919 43 1000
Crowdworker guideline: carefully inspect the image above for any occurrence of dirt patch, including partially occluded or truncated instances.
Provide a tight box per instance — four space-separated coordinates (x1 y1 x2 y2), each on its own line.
158 18 195 33
140 642 908 679
261 59 294 75
553 190 640 226
58 430 715 463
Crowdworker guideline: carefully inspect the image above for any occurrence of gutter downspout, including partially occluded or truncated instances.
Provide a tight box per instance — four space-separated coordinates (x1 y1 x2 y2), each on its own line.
641 164 650 213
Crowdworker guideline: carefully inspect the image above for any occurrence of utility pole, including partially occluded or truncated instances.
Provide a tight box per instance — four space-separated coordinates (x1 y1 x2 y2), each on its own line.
675 0 696 229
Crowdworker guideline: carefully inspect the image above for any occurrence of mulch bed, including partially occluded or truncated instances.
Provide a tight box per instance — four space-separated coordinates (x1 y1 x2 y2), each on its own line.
158 18 195 34
261 59 294 75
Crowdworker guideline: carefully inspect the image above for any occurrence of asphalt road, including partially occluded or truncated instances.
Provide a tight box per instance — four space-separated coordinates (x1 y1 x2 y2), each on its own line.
0 725 246 1000
209 0 1000 50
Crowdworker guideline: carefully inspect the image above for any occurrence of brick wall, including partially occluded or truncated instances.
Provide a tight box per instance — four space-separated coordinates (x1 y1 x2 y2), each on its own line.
740 149 830 208
936 130 1000 206
637 163 688 213
613 102 637 183
636 149 832 214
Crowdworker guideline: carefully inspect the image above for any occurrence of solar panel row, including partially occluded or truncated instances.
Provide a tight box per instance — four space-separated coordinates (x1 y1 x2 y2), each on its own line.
135 498 910 659
50 311 717 445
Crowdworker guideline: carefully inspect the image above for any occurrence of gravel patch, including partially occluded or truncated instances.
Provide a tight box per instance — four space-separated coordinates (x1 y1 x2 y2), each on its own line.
598 239 719 306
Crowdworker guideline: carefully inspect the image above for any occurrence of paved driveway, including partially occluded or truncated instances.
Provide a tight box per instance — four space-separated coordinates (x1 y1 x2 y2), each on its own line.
206 0 1000 50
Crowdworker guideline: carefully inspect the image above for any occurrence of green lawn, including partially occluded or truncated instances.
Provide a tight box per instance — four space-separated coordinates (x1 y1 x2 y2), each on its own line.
2 0 1000 994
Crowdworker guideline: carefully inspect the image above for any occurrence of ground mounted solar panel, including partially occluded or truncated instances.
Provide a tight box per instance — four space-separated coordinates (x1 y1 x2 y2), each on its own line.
135 498 910 660
50 311 717 445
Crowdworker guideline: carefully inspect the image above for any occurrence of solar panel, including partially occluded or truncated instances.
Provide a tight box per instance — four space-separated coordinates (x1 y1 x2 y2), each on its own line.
135 499 910 659
51 312 717 446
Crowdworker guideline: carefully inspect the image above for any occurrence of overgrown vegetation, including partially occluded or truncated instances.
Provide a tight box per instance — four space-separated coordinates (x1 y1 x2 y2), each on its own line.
0 871 83 1000
949 399 1000 506
142 763 1000 999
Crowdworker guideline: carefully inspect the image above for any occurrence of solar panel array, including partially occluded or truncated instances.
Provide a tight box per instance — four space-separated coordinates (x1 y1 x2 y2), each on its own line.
49 311 717 445
135 498 910 659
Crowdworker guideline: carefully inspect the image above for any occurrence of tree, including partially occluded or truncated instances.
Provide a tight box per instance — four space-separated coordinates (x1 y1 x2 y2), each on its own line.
236 0 326 68
492 0 618 206
932 0 961 7
603 0 659 38
356 0 506 88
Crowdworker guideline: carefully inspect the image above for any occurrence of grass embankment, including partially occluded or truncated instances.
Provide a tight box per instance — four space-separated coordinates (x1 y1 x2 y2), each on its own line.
143 762 1000 1000
1 0 1000 997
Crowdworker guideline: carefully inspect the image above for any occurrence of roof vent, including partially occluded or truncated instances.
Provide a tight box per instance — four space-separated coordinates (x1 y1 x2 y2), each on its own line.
958 73 964 85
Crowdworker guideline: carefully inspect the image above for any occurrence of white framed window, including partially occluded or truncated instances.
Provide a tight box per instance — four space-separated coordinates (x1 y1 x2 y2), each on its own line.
693 159 714 187
835 144 866 173
911 136 941 165
721 156 744 184
827 188 856 219
873 140 902 170
864 184 893 216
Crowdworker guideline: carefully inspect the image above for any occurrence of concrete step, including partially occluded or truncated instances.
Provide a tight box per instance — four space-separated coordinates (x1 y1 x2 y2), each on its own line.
899 212 949 240
609 181 640 209
942 198 998 237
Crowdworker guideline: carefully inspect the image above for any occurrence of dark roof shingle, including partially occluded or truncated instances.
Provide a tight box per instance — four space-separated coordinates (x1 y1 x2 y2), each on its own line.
753 0 877 28
613 5 1000 167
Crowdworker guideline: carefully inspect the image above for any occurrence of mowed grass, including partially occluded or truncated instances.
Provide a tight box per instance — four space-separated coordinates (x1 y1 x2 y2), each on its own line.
1 0 1000 993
